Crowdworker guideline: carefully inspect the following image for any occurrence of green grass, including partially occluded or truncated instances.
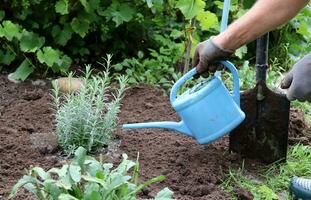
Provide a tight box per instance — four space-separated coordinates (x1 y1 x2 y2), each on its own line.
221 144 311 200
292 101 311 124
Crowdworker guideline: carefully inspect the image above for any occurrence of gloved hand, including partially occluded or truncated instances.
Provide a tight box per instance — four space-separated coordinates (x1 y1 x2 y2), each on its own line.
192 39 234 76
281 53 311 102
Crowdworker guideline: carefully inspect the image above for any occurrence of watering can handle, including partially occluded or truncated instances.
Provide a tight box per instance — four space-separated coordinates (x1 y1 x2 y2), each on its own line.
170 60 241 106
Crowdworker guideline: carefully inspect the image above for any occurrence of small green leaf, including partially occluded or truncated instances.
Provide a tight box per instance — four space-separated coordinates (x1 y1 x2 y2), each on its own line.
170 29 182 39
56 174 72 190
59 55 72 72
44 181 61 199
78 48 90 56
176 0 205 19
48 165 69 177
86 191 101 200
0 49 15 65
20 30 45 52
9 175 39 199
137 51 144 59
52 23 73 46
71 17 90 38
103 2 135 26
11 59 34 81
95 171 105 179
116 154 136 174
80 0 91 12
0 10 5 21
59 194 79 200
297 21 311 38
0 20 22 41
82 175 106 187
114 63 123 71
36 47 62 67
31 167 49 180
84 183 100 199
80 0 99 12
69 164 81 183
74 147 87 170
196 11 218 31
155 187 174 200
235 45 247 59
55 0 69 15
146 0 153 8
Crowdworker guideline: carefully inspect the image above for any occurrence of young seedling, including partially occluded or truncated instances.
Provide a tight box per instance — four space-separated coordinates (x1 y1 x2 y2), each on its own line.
9 147 173 200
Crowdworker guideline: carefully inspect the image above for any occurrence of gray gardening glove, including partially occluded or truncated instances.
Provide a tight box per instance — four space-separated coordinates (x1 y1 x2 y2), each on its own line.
281 53 311 102
192 39 234 76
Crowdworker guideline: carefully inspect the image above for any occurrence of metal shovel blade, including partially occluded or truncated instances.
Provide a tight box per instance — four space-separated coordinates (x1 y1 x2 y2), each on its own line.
229 84 290 163
229 33 291 163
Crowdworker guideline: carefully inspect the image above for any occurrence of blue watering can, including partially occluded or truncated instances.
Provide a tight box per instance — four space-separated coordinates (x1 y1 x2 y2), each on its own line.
123 61 245 144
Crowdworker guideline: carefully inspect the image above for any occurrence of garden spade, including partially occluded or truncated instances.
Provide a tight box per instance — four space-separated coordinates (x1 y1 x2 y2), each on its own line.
229 33 291 163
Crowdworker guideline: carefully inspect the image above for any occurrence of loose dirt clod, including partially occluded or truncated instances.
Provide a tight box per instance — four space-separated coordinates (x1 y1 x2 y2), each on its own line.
0 76 310 200
234 187 254 200
30 132 59 154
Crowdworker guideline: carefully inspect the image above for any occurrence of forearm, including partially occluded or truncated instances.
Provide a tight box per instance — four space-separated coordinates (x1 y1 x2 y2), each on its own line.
213 0 309 51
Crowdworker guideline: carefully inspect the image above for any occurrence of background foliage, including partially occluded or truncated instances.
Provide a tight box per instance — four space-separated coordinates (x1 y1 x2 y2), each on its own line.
0 0 309 85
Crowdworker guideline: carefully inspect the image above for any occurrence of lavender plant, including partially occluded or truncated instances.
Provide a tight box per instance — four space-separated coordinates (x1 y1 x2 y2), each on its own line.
51 55 127 155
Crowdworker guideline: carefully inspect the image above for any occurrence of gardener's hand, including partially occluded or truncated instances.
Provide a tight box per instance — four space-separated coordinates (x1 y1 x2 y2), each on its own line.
192 39 234 76
281 53 311 102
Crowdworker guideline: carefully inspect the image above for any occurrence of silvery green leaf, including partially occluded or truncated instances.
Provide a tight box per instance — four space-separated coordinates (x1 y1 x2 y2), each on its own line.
10 59 34 81
108 173 131 189
82 175 107 188
115 154 135 174
31 167 50 180
59 194 79 200
9 175 39 199
155 187 174 200
74 147 87 170
48 165 69 177
86 160 102 176
69 164 81 183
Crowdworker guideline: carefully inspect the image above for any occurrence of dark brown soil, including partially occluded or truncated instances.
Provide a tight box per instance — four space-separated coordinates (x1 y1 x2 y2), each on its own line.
230 84 290 163
0 75 310 200
0 76 59 200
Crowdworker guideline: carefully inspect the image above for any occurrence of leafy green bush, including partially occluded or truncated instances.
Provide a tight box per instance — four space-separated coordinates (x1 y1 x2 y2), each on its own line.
0 0 221 80
9 147 173 200
113 33 184 90
51 56 127 155
0 0 308 86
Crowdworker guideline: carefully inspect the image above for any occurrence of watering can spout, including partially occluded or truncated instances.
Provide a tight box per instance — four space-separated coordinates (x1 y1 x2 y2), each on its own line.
122 121 192 137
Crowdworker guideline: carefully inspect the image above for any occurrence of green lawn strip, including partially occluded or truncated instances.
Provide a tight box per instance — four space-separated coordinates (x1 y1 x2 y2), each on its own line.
221 144 311 200
292 101 311 124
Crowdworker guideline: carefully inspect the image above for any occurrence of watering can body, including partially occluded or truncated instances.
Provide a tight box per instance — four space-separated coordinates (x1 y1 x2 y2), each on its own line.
123 61 245 144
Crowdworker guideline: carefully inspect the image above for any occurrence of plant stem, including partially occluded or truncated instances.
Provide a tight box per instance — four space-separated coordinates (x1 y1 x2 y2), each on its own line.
183 18 196 74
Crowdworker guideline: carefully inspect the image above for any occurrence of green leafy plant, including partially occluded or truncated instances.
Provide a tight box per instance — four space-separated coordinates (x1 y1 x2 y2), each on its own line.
52 55 127 155
9 147 173 200
113 32 183 90
0 0 308 90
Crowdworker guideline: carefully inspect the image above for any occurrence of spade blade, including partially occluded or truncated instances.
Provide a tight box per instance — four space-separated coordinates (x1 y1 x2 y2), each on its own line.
229 83 290 164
